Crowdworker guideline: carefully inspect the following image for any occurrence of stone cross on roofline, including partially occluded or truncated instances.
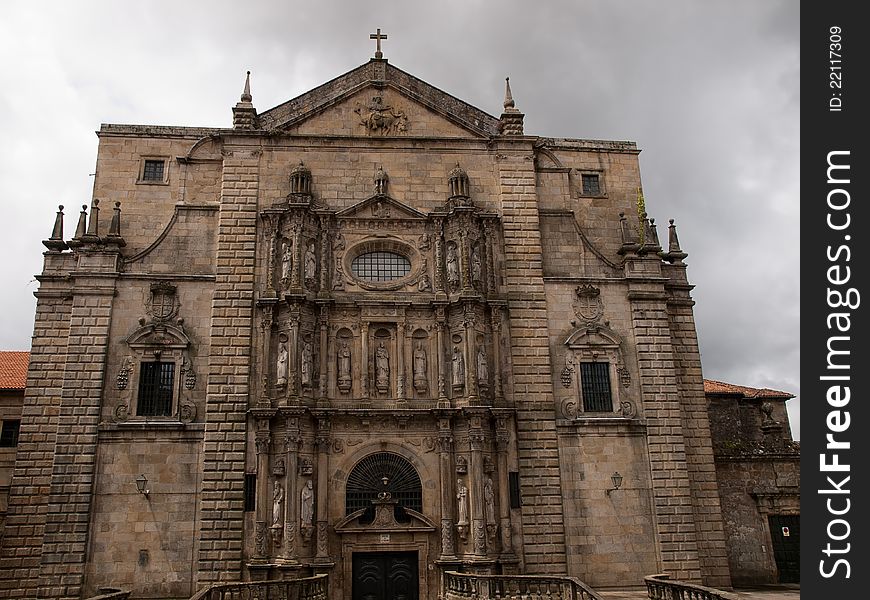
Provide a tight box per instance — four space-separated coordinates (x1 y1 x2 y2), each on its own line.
370 28 387 59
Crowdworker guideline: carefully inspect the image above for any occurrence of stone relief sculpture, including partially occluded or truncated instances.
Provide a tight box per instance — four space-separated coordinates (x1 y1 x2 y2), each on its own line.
446 244 460 289
477 345 489 387
301 342 313 388
484 478 496 524
337 341 352 393
304 241 316 286
452 346 465 390
418 259 432 291
471 244 482 285
281 240 292 284
375 341 390 394
413 342 428 393
272 482 284 527
276 342 289 387
301 480 315 527
456 479 469 524
355 96 408 136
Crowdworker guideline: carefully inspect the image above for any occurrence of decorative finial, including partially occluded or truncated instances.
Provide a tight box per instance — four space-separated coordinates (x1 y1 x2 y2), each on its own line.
370 28 388 59
241 70 252 103
106 201 126 247
499 77 524 135
662 218 688 264
43 205 68 252
69 204 88 248
85 199 100 238
503 77 515 110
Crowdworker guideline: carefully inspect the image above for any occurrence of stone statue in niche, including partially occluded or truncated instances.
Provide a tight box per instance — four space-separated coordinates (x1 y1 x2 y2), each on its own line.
332 256 345 291
375 341 390 394
276 342 289 387
301 479 315 527
477 345 489 387
471 244 482 285
301 342 313 388
418 259 431 291
456 479 469 525
455 455 468 474
484 478 496 525
281 240 292 285
446 244 460 289
304 241 316 286
413 342 428 393
452 346 465 389
337 341 352 393
272 482 284 527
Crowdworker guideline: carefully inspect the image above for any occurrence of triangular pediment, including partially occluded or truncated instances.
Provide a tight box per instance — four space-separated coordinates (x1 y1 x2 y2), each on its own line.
336 194 427 221
257 60 501 138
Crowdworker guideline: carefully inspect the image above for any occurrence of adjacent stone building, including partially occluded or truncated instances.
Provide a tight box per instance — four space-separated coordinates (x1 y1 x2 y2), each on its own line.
705 380 800 586
0 352 28 533
0 44 736 599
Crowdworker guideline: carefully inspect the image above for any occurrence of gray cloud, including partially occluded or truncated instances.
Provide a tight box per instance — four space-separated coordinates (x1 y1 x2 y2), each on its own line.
0 0 799 436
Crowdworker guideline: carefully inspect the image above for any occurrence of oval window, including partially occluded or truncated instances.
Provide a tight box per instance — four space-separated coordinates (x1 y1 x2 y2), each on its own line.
351 251 411 282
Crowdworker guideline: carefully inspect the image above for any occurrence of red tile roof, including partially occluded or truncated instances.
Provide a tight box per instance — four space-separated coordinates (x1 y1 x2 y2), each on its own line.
0 351 30 390
704 378 793 400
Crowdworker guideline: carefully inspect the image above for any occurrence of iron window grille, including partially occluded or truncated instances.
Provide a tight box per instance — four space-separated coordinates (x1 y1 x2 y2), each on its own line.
351 251 411 282
137 361 175 417
346 452 423 523
580 362 612 412
581 174 601 196
142 159 165 182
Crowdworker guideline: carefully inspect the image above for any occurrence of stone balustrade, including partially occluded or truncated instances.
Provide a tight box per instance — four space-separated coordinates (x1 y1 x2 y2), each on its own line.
189 574 328 600
644 574 739 600
444 571 603 600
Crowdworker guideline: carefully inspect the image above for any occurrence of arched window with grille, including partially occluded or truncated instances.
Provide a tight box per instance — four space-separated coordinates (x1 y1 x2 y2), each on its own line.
345 452 422 523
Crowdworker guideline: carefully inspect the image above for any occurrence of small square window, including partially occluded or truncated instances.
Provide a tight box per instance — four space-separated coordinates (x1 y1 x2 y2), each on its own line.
581 174 601 196
137 361 175 417
244 473 257 512
580 362 612 412
0 419 21 447
142 159 166 182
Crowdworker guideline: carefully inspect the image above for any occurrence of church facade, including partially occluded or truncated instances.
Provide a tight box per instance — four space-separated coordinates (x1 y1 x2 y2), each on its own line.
0 46 732 599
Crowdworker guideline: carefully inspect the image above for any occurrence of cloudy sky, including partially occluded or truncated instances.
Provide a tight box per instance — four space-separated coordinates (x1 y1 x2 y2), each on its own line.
0 0 799 437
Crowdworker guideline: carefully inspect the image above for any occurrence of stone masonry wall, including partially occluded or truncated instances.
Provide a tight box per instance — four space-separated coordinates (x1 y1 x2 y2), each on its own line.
196 146 260 587
666 280 731 588
36 277 116 599
627 276 702 581
496 144 567 574
0 288 71 599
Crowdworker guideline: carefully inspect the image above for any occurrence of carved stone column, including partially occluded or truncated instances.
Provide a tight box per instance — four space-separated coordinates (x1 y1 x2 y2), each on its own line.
283 413 303 561
313 416 331 563
319 216 329 294
494 414 515 559
490 307 504 403
291 223 302 289
464 304 478 404
288 308 301 401
434 219 445 293
360 321 370 402
396 321 406 402
254 417 271 559
435 308 449 407
437 416 457 560
483 219 497 296
259 303 274 407
318 305 329 404
468 414 487 557
459 219 473 294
